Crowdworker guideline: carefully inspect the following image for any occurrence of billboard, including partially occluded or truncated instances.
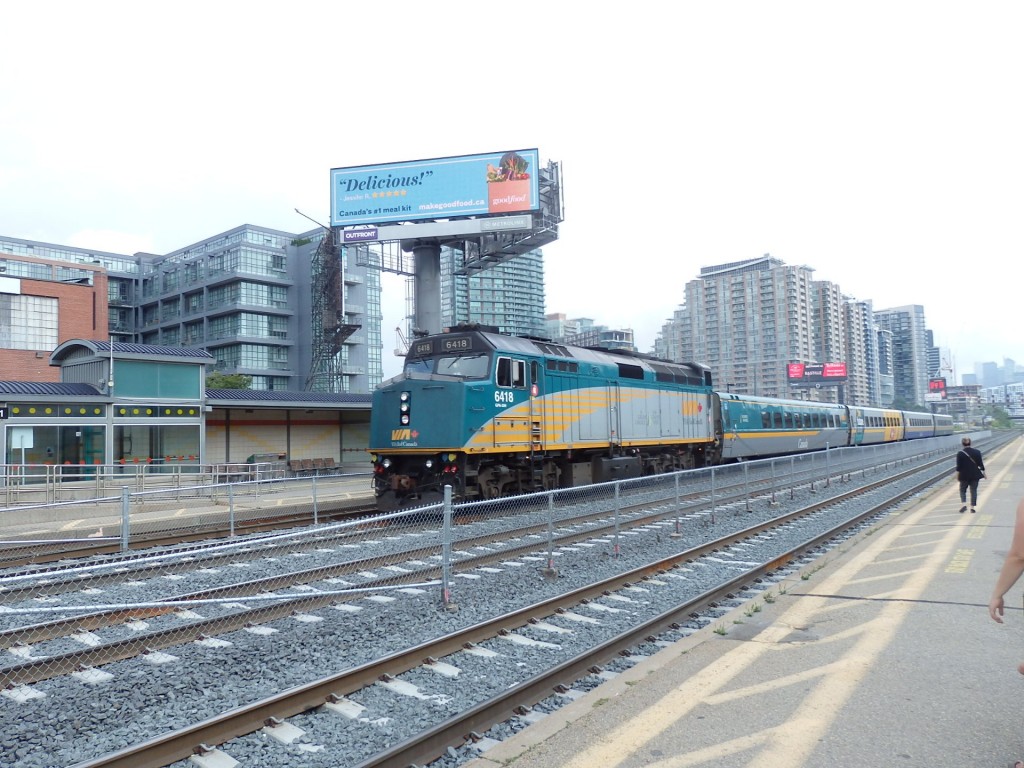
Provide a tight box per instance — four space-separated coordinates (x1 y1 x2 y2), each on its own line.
926 377 947 402
330 149 541 228
787 362 848 387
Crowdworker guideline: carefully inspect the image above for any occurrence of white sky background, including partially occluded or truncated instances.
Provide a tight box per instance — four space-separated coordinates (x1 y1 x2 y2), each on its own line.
1 2 1020 384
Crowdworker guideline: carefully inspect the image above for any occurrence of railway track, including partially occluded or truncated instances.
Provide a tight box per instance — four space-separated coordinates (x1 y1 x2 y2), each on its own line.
4 436 1004 768
63 454 957 768
0 444 959 686
0 496 377 570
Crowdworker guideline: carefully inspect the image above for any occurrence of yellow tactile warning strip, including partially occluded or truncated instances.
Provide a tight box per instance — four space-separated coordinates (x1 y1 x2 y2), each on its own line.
467 441 1021 768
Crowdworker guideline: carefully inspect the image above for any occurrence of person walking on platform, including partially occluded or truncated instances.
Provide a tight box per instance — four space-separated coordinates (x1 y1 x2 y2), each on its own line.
955 436 985 513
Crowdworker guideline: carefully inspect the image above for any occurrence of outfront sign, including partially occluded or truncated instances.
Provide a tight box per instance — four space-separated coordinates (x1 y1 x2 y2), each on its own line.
330 149 540 227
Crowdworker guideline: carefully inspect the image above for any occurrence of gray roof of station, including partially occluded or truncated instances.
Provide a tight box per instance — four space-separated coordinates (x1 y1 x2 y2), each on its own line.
51 340 214 363
205 389 372 408
0 383 371 410
93 341 215 359
0 382 103 396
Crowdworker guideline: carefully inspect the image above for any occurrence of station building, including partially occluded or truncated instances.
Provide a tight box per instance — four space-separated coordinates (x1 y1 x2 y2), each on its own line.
0 340 371 474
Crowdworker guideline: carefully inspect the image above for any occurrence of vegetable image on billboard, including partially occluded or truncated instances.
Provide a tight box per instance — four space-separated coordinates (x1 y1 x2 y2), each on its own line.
487 152 531 213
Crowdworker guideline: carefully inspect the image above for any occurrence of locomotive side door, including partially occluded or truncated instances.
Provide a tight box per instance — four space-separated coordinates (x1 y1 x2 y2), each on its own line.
608 380 622 448
528 359 544 453
493 355 531 448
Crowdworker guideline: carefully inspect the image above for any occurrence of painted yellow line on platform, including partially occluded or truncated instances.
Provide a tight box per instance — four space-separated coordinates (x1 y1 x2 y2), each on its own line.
967 514 991 539
554 485 969 768
945 547 973 573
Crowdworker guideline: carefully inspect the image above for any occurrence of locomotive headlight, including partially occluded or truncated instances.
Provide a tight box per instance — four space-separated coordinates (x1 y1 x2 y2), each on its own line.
425 459 433 469
399 391 412 425
382 458 391 468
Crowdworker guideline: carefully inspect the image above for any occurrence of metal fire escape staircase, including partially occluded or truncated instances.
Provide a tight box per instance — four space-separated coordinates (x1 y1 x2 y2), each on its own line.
306 233 360 392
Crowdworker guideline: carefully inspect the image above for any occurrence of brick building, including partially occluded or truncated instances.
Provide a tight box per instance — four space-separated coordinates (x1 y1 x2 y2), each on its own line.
0 253 108 382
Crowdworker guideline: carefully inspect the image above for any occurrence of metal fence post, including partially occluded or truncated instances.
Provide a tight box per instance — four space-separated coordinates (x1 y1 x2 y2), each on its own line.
610 481 618 561
544 492 557 576
825 443 831 487
120 486 130 554
228 483 235 537
770 458 777 505
744 462 750 513
672 473 683 538
710 466 716 524
442 485 454 610
312 475 319 525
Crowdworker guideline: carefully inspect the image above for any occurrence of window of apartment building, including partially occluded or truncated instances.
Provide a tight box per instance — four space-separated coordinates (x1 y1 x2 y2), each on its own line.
108 280 131 304
108 308 131 333
207 315 237 340
183 321 203 345
237 282 287 307
208 283 288 308
184 262 204 284
161 298 180 321
221 247 287 277
185 292 204 314
249 375 291 391
214 343 289 370
0 295 58 350
237 313 281 338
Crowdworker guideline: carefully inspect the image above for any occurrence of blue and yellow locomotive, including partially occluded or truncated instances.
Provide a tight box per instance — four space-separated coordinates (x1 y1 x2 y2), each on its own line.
369 324 717 510
369 325 955 510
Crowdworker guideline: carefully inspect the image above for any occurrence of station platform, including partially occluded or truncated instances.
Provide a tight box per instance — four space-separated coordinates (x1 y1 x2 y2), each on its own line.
466 436 1024 768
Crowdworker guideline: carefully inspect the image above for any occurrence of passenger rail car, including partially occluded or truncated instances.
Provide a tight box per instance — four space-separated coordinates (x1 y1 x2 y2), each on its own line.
369 325 955 511
718 393 953 460
717 393 850 460
369 325 716 510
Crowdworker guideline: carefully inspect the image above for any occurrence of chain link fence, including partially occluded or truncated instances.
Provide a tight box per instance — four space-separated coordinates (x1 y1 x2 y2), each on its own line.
0 436 962 690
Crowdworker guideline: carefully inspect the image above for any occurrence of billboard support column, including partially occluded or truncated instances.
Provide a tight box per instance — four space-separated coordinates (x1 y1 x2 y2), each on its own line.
405 239 442 336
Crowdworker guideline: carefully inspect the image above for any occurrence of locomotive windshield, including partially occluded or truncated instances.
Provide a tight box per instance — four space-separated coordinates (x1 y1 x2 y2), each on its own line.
435 353 489 378
403 352 490 379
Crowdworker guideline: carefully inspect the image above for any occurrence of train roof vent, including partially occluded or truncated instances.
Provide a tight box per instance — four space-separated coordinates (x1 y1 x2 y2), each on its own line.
534 341 574 357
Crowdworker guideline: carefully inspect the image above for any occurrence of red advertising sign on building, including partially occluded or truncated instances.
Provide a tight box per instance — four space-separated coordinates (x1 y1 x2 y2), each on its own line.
787 361 848 387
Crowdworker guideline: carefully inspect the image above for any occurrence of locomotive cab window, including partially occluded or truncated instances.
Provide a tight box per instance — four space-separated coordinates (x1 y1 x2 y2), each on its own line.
497 357 526 388
436 353 490 379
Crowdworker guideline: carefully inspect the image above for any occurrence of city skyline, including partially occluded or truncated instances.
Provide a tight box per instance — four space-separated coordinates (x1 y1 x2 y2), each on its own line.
3 3 1021 386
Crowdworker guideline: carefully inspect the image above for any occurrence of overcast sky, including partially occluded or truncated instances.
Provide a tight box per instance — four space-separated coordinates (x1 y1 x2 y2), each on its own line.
2 2 1020 384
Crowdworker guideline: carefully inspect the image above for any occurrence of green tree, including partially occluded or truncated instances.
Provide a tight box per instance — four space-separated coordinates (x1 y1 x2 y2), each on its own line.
206 372 253 389
982 405 1013 429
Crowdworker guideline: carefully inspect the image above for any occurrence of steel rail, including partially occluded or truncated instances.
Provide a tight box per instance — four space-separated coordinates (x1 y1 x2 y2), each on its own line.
0 452 952 684
66 459 956 768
